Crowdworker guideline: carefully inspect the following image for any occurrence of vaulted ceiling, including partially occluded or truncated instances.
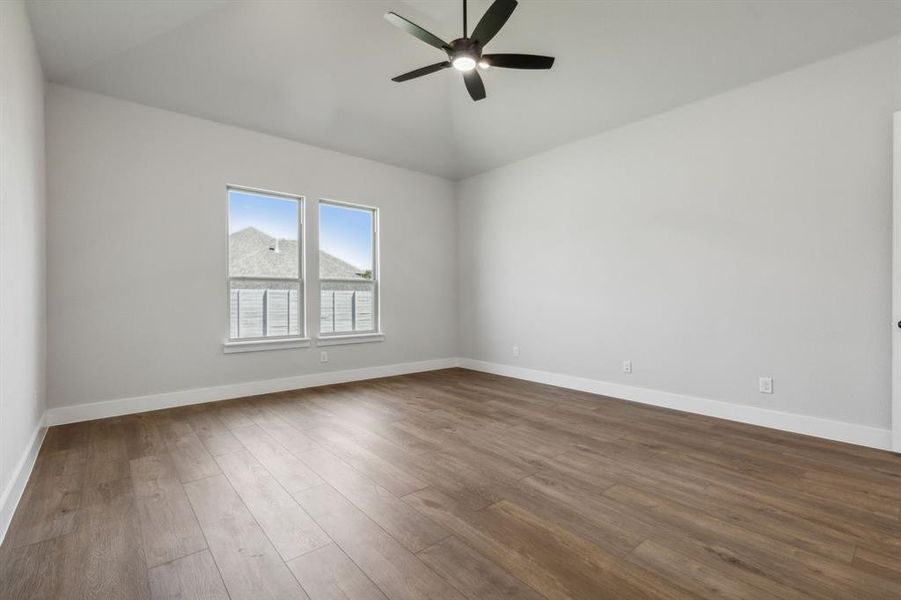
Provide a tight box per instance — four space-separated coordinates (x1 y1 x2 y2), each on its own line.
27 0 901 179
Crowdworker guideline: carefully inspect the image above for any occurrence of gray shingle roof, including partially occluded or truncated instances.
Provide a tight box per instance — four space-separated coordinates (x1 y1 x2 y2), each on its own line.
229 227 365 279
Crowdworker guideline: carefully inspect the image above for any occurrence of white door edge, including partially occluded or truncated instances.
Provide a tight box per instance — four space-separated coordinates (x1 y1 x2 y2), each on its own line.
892 112 901 452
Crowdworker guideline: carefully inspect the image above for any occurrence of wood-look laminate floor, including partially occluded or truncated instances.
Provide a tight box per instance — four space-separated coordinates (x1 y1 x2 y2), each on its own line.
2 368 901 599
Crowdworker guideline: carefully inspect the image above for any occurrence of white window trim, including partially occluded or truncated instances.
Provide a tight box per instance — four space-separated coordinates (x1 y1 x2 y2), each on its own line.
317 198 381 338
316 332 385 347
225 185 306 350
223 337 312 354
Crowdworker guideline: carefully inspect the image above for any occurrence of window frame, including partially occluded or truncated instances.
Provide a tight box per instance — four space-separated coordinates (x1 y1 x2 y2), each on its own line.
317 198 381 340
224 184 308 351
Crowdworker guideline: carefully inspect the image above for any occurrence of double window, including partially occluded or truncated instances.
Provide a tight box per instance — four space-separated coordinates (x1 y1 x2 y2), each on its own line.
226 186 379 348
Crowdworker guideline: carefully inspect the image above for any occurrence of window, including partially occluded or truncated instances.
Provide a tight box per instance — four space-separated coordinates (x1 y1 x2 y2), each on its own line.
227 186 304 343
319 200 378 336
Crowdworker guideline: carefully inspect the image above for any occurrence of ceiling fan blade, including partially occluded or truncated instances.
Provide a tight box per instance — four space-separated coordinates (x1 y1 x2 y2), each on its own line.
384 12 449 51
391 61 451 82
482 53 555 69
463 69 486 101
471 0 517 47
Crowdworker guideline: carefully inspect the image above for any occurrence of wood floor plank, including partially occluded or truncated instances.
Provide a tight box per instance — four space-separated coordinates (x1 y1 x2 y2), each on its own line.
130 454 208 568
401 412 537 482
405 487 687 600
123 414 169 460
796 471 901 519
148 550 230 600
154 414 221 483
396 448 510 512
251 409 320 456
83 417 130 485
41 422 91 454
551 449 859 563
58 478 151 599
4 447 84 548
275 392 343 431
215 449 331 561
297 446 448 553
495 470 651 557
184 474 309 600
186 409 245 456
0 535 65 600
213 400 256 430
603 483 900 599
853 543 901 584
416 535 544 600
631 533 812 600
304 425 428 496
232 424 323 493
704 480 901 545
294 484 465 600
287 543 389 600
319 409 432 459
551 444 711 496
627 539 774 599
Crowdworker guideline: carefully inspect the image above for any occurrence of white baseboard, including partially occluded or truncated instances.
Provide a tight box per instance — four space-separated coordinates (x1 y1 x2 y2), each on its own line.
459 359 893 451
40 355 894 449
46 358 459 426
1 412 48 545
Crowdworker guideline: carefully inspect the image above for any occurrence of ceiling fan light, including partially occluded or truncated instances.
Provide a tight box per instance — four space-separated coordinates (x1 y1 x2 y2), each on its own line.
478 59 490 69
452 56 477 71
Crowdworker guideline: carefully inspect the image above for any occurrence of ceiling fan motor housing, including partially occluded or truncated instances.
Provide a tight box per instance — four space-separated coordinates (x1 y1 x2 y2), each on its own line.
448 38 482 62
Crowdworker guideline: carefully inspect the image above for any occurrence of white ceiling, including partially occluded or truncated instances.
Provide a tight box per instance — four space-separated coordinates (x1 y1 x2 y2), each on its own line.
27 0 901 179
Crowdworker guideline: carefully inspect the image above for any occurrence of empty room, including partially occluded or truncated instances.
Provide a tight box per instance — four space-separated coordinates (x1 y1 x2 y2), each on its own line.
3 0 901 598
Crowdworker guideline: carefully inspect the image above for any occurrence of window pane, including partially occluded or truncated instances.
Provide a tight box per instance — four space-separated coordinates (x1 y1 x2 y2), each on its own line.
319 202 376 334
320 280 375 334
319 203 373 279
230 279 301 339
229 189 299 279
228 188 302 340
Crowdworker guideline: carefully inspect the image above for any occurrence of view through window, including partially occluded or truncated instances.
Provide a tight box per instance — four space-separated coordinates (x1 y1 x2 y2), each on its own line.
319 201 377 334
228 187 303 340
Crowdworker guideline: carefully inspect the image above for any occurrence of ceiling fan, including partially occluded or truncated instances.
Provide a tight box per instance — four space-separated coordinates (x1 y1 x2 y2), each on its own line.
384 0 555 101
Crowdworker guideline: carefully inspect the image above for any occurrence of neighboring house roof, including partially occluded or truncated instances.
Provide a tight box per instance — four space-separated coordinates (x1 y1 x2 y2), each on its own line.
229 227 365 279
319 250 364 280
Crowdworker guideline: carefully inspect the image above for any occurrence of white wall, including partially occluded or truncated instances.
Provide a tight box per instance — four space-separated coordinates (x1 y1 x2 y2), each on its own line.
0 0 47 535
46 85 457 410
458 36 901 435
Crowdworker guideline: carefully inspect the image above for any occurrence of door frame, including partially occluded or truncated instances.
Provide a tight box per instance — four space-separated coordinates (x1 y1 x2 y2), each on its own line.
892 112 901 452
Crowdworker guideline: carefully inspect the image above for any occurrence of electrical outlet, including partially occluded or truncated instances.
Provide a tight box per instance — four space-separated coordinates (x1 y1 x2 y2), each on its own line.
623 360 632 373
320 351 328 363
512 346 520 358
759 377 773 394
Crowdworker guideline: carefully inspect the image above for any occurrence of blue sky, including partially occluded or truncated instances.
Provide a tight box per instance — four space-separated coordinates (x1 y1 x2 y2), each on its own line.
320 203 373 271
228 190 373 271
229 190 298 240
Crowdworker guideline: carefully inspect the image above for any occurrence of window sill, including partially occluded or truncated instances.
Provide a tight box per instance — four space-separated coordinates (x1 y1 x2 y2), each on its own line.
223 337 311 354
316 332 385 347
